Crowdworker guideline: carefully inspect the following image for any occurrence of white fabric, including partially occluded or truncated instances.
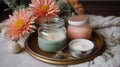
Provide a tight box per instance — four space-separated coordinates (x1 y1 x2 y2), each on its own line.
0 15 120 67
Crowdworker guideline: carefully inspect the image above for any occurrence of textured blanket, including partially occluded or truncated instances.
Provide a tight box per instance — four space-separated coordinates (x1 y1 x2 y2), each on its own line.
69 15 120 67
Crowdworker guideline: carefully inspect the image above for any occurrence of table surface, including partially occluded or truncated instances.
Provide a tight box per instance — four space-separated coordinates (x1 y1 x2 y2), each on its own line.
0 34 67 67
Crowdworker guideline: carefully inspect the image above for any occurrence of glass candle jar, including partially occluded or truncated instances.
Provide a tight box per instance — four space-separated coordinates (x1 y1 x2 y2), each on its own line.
38 17 67 53
67 15 92 40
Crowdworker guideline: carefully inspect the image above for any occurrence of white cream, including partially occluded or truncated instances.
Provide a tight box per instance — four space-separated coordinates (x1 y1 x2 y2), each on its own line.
70 39 94 51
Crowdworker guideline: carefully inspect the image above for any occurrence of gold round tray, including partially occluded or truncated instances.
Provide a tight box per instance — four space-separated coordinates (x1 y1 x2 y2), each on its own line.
25 31 105 65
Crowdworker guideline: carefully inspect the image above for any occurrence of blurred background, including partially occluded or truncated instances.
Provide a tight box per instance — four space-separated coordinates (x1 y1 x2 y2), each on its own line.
0 0 120 22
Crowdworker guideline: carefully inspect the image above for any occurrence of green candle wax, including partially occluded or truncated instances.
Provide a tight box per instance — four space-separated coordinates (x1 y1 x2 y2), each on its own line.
38 32 67 53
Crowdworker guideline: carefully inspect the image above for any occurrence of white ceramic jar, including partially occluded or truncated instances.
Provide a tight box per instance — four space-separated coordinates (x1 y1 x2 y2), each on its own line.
69 39 94 58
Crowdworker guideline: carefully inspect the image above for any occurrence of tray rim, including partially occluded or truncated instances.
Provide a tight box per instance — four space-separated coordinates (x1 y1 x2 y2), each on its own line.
25 31 105 65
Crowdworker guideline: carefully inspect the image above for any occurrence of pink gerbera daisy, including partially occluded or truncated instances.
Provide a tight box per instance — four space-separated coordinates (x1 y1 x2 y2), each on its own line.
29 0 60 22
5 9 36 41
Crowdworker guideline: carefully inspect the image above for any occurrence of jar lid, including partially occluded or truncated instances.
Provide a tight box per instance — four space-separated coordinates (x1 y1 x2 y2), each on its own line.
68 15 88 26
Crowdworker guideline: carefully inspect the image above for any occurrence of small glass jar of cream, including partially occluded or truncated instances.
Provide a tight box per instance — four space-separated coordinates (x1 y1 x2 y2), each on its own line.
69 39 94 58
67 14 92 40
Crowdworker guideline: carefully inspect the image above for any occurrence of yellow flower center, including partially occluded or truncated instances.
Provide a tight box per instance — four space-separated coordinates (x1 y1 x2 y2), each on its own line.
15 19 24 28
40 5 49 12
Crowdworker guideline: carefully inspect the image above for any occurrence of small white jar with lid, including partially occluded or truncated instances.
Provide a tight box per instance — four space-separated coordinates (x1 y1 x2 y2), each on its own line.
69 39 94 58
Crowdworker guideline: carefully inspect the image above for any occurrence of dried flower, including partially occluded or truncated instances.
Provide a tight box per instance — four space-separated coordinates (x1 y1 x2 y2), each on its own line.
68 0 84 14
5 9 36 41
29 0 60 22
